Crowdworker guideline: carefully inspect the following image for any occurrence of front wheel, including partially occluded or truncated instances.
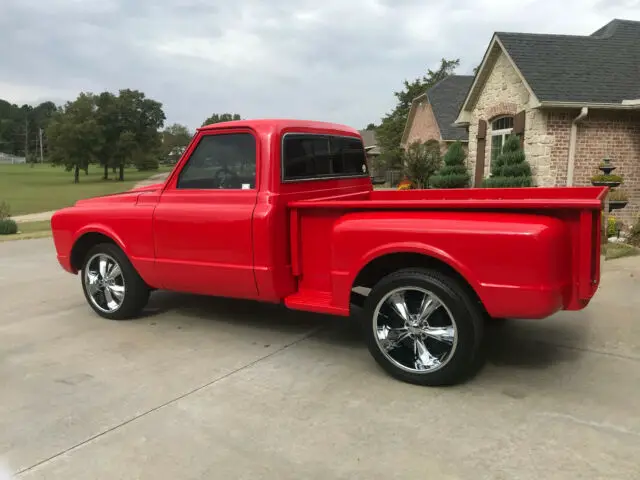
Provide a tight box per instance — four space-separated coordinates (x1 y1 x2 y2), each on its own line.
81 243 150 320
363 268 484 386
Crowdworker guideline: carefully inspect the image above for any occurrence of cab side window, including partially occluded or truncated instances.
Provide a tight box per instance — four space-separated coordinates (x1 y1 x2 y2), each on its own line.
177 133 256 190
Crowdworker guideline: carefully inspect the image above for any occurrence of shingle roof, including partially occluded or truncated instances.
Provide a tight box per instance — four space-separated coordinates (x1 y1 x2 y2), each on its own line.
427 75 474 140
496 19 640 104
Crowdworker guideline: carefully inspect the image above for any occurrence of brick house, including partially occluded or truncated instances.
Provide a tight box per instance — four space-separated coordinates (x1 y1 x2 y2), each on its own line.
401 75 474 153
454 18 640 225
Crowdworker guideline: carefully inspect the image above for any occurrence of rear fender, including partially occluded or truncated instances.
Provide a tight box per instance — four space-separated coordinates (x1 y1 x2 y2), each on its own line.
349 242 481 295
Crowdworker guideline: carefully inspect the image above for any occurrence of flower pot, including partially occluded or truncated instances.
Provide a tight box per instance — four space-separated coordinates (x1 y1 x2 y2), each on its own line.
592 181 621 188
608 200 628 211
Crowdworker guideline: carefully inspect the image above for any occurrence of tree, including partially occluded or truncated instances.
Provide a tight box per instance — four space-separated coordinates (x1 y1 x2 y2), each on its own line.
113 89 165 179
403 139 442 188
92 89 165 180
162 123 193 164
364 123 377 131
429 141 471 188
0 99 57 160
202 113 241 126
375 58 460 165
47 93 102 183
482 135 533 187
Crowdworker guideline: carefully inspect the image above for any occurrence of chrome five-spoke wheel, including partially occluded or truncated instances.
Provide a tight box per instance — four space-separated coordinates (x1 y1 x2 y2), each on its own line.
84 253 126 314
363 268 484 386
373 287 457 374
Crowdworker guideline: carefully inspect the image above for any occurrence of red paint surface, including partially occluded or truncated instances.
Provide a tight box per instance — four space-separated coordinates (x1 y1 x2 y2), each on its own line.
51 119 606 320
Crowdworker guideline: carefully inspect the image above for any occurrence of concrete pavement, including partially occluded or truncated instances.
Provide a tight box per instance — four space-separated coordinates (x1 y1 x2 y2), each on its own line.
1 238 639 479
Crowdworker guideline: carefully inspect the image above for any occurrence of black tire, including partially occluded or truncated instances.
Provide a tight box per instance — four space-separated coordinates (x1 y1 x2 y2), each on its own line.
80 242 150 320
362 268 484 386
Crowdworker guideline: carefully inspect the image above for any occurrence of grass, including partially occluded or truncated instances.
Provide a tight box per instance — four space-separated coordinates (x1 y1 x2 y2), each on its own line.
603 242 640 260
0 220 52 242
0 163 173 216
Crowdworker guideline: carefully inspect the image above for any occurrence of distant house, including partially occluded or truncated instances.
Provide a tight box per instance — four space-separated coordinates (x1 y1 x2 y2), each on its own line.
401 75 474 153
359 129 380 157
454 18 640 224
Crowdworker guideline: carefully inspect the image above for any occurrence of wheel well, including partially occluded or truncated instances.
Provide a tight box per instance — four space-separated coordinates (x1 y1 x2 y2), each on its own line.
351 252 484 310
70 232 117 271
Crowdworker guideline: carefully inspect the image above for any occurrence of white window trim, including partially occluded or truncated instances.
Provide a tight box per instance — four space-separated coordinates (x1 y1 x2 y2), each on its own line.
486 123 514 177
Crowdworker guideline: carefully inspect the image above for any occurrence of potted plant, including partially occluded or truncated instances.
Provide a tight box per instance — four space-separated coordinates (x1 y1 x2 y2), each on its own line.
608 189 629 211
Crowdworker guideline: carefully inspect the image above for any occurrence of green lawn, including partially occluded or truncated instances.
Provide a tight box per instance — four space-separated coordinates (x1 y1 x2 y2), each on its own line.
0 164 173 215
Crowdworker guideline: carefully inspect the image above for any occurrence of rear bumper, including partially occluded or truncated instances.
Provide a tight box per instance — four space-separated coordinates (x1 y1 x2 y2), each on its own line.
480 284 566 319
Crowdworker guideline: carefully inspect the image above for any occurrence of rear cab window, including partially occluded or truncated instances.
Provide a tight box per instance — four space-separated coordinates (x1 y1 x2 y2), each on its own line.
282 133 368 182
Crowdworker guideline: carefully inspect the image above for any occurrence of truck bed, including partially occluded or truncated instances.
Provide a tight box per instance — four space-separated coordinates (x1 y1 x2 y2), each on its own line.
286 186 607 319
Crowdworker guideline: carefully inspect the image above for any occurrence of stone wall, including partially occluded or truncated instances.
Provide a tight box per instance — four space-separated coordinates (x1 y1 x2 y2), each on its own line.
466 50 554 186
404 100 441 147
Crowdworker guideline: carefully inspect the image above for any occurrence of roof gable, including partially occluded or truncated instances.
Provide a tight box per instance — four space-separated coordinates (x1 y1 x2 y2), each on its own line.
428 75 474 140
497 19 640 104
402 75 473 144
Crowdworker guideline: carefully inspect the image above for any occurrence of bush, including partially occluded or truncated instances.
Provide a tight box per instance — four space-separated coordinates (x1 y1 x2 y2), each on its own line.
402 140 442 188
482 175 533 188
628 216 640 247
0 218 18 235
430 141 470 189
482 135 533 188
607 216 622 237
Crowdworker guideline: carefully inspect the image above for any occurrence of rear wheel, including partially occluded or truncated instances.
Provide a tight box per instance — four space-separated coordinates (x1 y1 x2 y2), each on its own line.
363 268 484 386
81 243 150 320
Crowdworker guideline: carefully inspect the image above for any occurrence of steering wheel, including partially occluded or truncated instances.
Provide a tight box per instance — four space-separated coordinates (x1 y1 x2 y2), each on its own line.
213 166 241 189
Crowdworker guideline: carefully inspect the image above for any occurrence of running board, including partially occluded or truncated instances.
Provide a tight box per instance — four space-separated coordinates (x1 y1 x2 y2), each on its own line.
284 290 349 316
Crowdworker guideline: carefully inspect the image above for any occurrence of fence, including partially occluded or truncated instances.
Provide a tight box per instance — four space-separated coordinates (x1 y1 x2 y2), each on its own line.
0 153 26 164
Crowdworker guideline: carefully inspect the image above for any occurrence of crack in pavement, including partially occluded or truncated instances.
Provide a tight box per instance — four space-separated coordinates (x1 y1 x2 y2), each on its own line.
14 326 324 478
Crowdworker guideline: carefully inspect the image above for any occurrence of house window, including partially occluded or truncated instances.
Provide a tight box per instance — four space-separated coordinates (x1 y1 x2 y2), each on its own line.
490 116 514 164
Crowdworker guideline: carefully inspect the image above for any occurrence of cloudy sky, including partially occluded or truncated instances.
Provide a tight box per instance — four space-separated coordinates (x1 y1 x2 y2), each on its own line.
1 0 639 130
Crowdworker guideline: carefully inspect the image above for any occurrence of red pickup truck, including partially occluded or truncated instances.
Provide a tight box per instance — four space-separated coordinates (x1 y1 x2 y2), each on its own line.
51 119 606 386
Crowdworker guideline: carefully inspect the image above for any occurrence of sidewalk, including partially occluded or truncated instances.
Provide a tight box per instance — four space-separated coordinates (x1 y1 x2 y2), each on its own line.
11 172 170 223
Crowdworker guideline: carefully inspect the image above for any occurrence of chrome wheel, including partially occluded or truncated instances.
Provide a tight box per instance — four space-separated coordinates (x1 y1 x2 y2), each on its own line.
373 286 457 374
83 253 126 314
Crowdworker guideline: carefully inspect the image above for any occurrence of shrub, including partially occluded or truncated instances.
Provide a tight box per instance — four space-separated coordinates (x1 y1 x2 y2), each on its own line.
402 140 442 188
0 218 18 235
607 216 623 237
430 141 471 189
482 135 533 188
628 216 640 247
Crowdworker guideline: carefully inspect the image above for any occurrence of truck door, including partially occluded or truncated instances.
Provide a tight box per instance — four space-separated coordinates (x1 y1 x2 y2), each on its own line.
152 128 259 299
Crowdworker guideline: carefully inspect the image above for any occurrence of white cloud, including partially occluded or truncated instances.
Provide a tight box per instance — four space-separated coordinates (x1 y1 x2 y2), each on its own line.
1 0 639 129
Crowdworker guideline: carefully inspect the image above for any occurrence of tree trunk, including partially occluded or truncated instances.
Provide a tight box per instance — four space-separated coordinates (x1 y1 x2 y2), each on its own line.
74 165 80 183
103 163 108 180
119 164 124 181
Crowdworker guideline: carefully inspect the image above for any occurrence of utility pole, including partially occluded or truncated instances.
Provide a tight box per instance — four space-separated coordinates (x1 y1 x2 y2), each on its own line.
24 118 28 160
39 128 44 163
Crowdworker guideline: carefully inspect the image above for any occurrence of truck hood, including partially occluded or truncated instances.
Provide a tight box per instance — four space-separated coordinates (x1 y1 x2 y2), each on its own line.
73 182 165 207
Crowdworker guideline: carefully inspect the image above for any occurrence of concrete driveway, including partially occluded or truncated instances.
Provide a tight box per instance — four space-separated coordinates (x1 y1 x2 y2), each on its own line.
1 239 639 479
